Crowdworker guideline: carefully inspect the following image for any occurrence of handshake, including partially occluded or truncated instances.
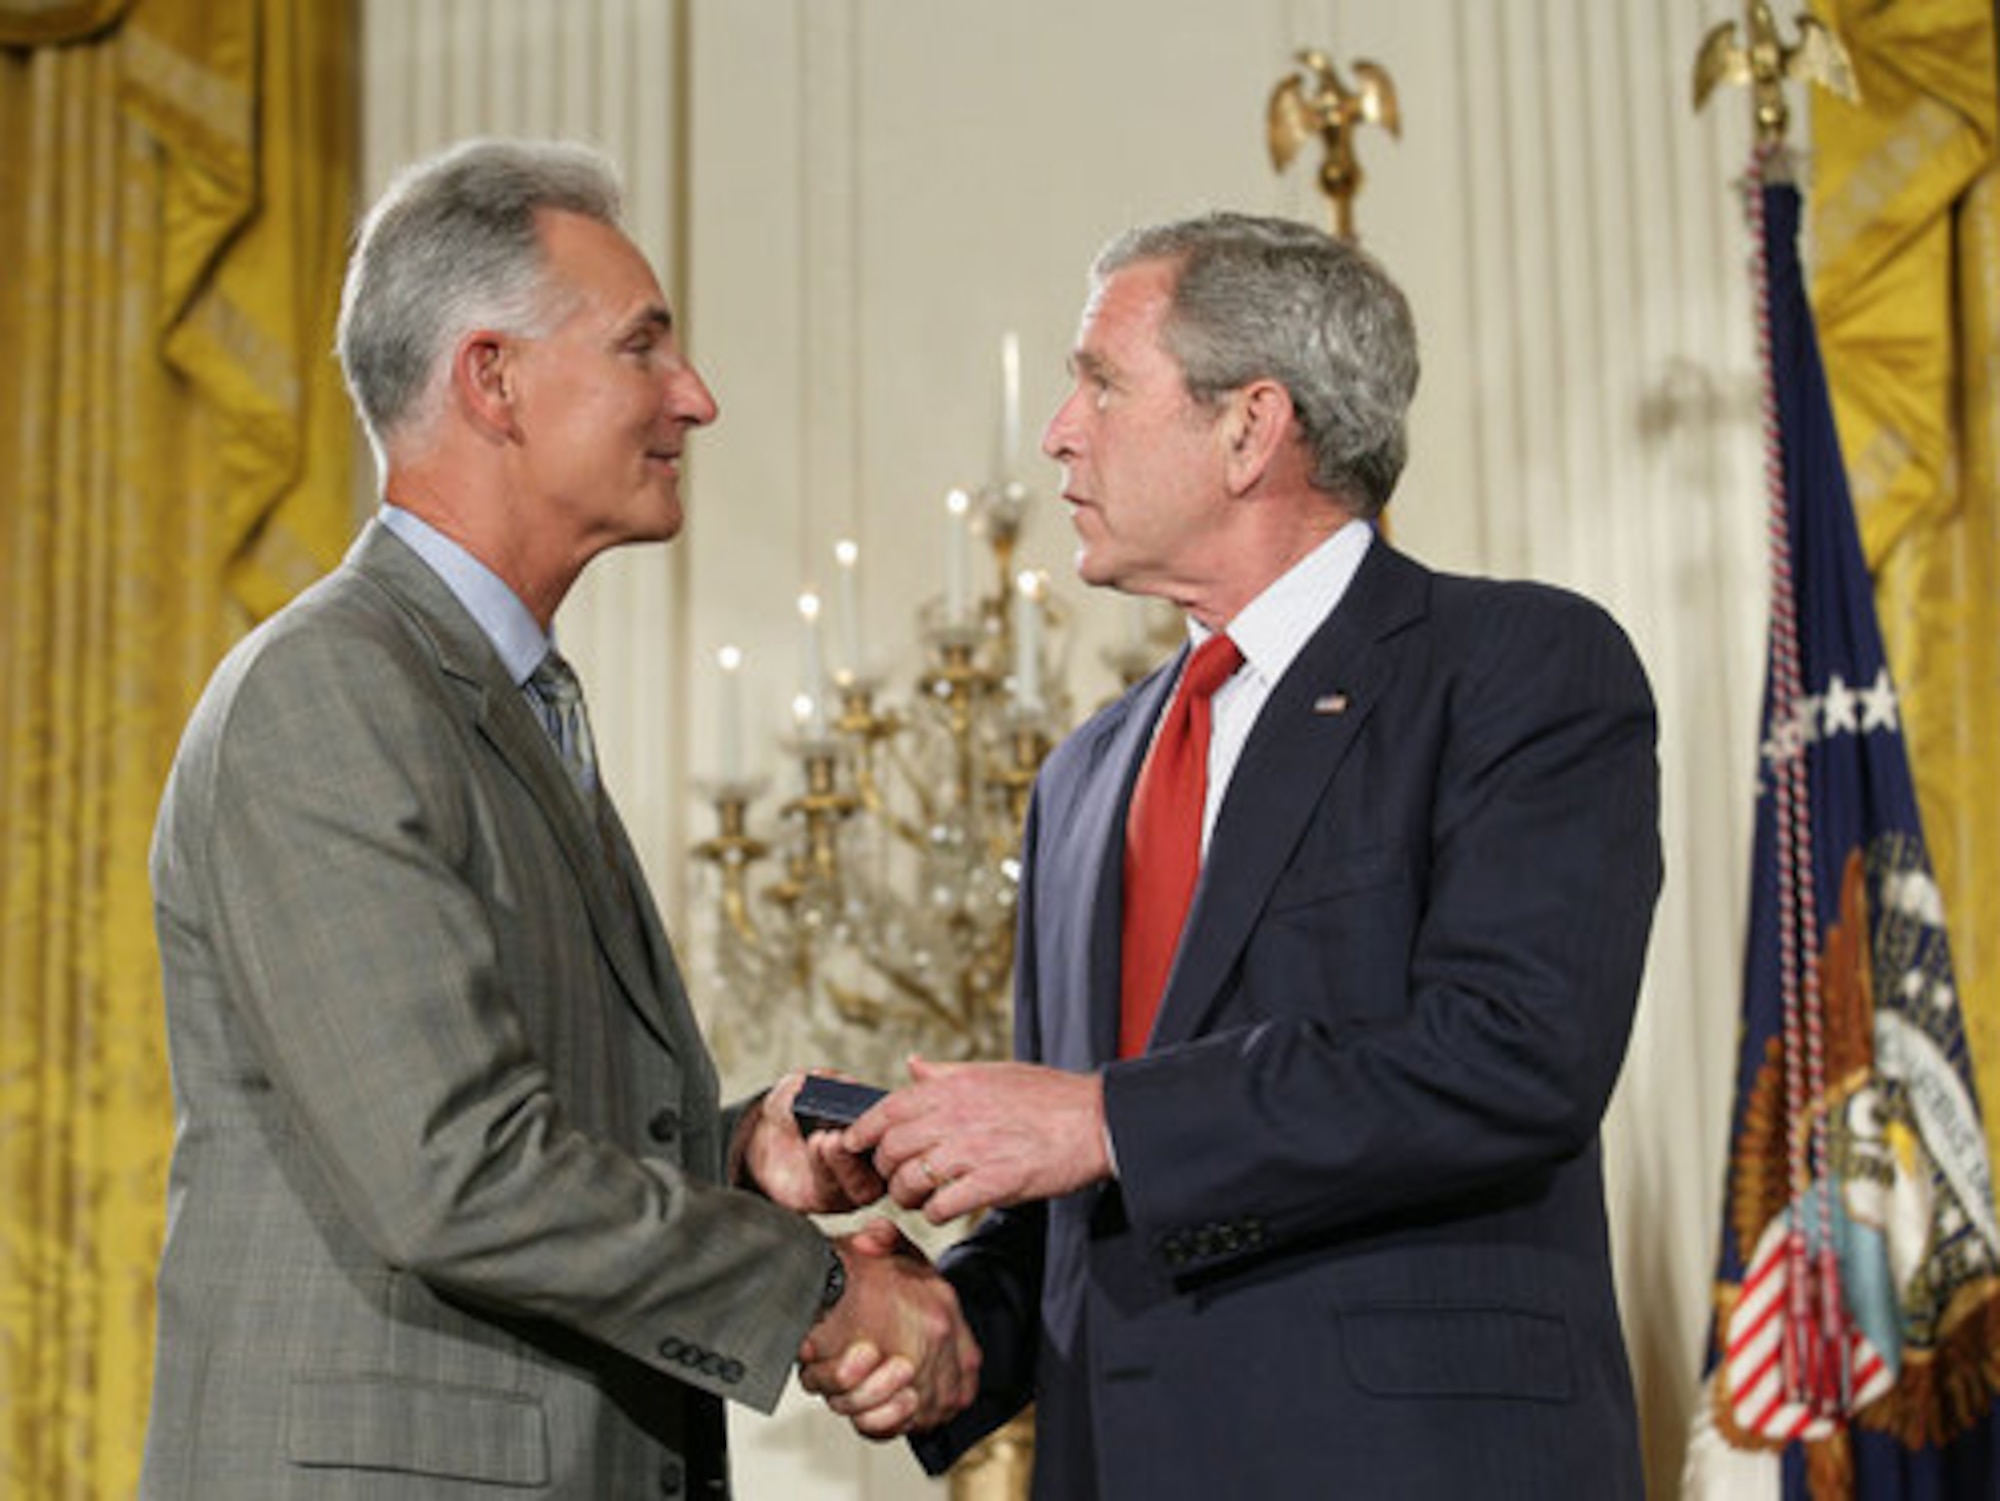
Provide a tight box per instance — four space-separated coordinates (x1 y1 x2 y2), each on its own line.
746 1058 1113 1440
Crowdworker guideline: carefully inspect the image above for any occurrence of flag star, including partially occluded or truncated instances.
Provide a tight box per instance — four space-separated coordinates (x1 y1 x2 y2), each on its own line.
1901 970 1928 1002
1933 981 1956 1013
1861 668 1900 733
1798 695 1822 743
1821 674 1858 736
1765 716 1807 764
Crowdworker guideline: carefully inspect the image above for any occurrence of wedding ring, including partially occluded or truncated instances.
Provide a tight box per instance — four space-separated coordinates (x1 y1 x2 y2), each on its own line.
920 1158 944 1187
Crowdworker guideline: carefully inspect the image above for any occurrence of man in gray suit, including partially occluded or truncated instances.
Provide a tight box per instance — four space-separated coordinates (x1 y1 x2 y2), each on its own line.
142 139 976 1499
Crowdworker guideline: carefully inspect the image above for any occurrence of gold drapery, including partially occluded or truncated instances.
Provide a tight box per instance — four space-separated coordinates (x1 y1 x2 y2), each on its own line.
1806 0 2000 1168
0 0 134 46
0 1 354 1493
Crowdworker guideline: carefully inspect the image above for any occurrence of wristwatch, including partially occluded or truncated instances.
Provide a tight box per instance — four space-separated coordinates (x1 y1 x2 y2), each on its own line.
819 1245 847 1313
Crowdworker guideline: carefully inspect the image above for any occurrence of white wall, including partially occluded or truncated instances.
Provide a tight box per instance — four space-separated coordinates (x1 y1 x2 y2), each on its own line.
361 3 1771 1494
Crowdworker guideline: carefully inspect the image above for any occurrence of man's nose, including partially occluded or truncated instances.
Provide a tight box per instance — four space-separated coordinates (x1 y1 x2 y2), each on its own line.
671 365 719 427
1042 391 1082 459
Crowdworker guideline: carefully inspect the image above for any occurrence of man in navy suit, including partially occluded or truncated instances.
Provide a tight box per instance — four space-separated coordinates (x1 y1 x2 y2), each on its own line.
806 212 1660 1499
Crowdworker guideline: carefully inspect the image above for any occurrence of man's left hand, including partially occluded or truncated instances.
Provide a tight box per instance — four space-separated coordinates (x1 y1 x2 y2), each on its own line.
743 1071 887 1213
844 1058 1110 1223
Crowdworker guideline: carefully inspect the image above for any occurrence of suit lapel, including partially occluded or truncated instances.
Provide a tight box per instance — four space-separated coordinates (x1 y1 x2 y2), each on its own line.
597 794 715 1075
1145 544 1430 1052
1061 654 1183 1067
350 524 676 1052
478 689 683 1053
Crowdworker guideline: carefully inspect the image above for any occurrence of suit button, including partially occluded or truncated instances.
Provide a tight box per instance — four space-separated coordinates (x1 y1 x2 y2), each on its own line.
659 1455 684 1495
720 1359 745 1384
658 1336 685 1361
648 1107 681 1144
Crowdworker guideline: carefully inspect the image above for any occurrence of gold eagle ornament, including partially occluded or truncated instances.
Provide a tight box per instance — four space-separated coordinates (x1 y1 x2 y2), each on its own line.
1267 48 1400 241
1692 2 1858 145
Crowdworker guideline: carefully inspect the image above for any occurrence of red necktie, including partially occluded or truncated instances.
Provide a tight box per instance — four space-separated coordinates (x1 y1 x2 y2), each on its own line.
1120 633 1244 1057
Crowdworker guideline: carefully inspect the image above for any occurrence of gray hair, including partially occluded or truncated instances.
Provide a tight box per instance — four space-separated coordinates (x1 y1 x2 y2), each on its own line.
1092 212 1419 516
336 138 625 462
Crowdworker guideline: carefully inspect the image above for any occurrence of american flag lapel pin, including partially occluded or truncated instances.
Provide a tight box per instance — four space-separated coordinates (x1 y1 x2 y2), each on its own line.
1312 691 1350 715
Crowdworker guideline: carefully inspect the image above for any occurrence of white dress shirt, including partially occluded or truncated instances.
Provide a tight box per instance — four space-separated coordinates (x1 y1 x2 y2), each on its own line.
1188 519 1373 852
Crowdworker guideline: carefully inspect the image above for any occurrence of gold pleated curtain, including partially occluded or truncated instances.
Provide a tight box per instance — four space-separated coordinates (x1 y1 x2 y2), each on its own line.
0 2 354 1494
1807 1 2000 1169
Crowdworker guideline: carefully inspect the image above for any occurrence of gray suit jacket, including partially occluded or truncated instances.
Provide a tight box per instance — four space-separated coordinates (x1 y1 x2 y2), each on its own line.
142 522 826 1499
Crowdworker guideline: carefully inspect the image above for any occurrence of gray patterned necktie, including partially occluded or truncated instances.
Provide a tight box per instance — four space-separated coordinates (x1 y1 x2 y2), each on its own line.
528 650 599 800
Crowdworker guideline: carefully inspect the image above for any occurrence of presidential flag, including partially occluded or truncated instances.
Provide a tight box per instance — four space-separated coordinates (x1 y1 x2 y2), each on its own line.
1684 159 2000 1497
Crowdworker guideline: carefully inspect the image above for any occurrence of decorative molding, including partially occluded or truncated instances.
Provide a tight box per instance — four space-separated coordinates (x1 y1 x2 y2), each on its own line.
796 0 862 575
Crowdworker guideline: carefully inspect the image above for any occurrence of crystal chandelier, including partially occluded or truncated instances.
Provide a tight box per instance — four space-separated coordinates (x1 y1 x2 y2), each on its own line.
695 477 1111 1085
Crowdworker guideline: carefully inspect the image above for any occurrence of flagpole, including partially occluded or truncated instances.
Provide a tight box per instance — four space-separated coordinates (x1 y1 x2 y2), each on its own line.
1747 141 1856 1421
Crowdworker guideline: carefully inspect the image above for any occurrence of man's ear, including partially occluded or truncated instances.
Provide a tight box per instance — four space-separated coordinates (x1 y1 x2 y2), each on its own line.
453 330 520 439
1222 378 1295 494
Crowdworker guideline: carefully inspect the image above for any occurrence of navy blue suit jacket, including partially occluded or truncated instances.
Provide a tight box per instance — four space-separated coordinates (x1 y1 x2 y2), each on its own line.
918 542 1660 1500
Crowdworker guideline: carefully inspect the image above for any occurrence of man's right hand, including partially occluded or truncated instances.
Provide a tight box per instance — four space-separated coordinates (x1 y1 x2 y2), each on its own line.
797 1220 980 1438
